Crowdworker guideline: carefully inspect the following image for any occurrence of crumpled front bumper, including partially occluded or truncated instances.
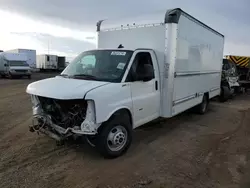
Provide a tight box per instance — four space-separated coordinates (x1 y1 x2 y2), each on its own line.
29 98 100 141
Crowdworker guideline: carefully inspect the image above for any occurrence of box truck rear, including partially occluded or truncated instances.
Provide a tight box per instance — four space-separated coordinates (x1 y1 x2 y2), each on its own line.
26 8 224 158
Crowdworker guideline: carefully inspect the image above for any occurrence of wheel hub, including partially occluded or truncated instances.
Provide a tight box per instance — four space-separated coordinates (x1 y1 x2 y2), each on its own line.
107 125 127 152
113 132 125 145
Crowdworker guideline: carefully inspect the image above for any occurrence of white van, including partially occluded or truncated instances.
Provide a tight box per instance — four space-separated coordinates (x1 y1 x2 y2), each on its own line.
0 52 31 79
26 8 224 158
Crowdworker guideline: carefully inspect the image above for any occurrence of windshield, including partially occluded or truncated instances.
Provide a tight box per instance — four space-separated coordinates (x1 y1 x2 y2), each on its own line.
9 61 29 67
61 50 133 82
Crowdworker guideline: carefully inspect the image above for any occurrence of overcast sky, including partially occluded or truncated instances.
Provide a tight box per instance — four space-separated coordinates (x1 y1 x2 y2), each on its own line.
0 0 249 61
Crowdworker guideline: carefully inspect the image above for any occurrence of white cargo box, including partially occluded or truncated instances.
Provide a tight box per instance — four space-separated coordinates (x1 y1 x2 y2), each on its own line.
6 49 36 68
97 8 224 117
36 54 58 70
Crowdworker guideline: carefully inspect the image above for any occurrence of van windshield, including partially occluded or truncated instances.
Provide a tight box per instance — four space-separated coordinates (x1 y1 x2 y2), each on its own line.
61 50 133 82
9 61 29 66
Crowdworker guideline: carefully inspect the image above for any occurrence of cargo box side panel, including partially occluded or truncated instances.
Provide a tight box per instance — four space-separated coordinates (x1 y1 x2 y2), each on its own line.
172 14 224 115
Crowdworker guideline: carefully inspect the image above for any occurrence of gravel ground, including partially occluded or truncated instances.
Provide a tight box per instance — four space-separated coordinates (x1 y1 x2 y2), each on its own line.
1 73 250 188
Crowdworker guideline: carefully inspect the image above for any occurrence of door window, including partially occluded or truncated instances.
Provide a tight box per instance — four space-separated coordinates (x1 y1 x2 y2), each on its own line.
126 52 154 82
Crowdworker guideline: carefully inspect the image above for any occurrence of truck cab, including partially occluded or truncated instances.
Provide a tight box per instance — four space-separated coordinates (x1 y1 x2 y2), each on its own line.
27 48 161 158
60 49 161 127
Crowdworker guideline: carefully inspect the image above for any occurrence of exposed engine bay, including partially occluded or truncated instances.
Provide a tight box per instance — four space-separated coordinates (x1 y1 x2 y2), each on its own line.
28 94 102 141
38 96 87 129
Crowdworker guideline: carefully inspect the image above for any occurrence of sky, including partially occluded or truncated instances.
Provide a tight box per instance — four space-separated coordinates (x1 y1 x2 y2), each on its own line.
0 0 249 61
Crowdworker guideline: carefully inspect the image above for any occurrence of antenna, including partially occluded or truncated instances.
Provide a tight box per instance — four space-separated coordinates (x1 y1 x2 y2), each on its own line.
48 39 50 55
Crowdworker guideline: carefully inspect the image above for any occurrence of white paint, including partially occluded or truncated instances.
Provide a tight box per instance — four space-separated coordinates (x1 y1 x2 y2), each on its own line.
26 76 109 99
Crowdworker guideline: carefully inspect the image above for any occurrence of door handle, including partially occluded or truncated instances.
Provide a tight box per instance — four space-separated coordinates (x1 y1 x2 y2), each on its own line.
155 80 158 90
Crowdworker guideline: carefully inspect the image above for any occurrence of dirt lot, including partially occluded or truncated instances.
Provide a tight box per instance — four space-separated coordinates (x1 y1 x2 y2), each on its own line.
1 73 250 188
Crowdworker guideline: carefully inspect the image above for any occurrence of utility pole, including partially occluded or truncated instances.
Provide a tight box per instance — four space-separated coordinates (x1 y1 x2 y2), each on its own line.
48 39 50 55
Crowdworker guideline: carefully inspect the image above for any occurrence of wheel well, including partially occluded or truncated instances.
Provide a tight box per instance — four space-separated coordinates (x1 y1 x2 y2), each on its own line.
112 109 133 128
98 109 133 133
204 92 209 100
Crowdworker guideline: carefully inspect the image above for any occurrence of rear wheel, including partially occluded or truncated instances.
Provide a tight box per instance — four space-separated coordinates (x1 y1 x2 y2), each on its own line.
8 72 13 79
219 86 230 102
28 75 31 79
96 111 132 158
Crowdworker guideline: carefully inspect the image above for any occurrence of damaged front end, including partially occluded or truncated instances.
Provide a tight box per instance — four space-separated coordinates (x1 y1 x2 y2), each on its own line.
29 95 100 141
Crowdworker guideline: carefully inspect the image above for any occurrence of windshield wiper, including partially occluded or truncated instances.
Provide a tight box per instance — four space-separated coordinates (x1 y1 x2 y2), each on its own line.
72 74 99 80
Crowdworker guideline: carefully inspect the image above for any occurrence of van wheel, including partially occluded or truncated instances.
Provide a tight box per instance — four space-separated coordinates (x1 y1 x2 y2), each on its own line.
96 112 132 158
28 75 31 79
196 95 208 114
8 73 13 79
219 86 230 102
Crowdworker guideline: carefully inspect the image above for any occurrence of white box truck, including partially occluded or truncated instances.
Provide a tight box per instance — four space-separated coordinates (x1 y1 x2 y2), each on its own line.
26 8 224 158
0 52 31 78
36 54 58 70
6 49 36 68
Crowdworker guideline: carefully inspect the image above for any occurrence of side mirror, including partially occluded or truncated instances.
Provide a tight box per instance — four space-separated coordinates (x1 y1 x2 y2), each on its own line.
4 64 7 67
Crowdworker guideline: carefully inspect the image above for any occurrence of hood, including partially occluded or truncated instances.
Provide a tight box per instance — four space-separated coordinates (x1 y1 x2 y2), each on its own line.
26 76 110 99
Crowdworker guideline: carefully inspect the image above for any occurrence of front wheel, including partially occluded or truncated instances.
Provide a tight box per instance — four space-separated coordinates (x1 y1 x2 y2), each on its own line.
96 112 132 158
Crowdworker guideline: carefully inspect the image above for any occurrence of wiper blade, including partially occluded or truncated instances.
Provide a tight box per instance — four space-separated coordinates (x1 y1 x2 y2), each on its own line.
58 74 70 78
72 74 99 80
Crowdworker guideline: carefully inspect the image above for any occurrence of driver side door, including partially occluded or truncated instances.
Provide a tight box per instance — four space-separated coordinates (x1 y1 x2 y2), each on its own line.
126 51 160 128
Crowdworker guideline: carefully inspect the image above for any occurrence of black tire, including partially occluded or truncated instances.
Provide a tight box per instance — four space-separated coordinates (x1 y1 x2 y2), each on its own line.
28 75 31 79
196 95 209 114
219 87 227 102
96 111 132 158
8 72 13 79
219 86 230 102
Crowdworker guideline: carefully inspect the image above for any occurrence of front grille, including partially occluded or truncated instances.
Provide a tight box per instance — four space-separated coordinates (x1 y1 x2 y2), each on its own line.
37 96 87 129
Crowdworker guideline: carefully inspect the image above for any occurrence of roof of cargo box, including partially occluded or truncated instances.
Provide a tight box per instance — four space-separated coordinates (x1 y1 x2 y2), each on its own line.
97 8 223 37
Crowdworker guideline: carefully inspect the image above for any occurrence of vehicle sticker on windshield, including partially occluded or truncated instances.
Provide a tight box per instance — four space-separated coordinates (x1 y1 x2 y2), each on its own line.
117 62 126 70
111 51 126 56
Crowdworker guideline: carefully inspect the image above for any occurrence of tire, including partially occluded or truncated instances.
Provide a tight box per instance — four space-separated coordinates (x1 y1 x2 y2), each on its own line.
28 75 31 79
96 111 132 158
8 72 13 79
196 95 209 114
219 86 230 102
219 87 226 102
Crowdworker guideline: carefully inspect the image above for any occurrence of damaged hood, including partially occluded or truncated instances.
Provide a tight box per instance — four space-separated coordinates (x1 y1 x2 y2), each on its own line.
26 76 109 99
